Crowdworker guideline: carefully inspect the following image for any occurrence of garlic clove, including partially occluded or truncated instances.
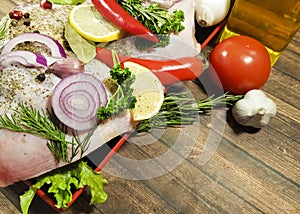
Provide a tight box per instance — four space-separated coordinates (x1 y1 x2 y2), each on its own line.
49 58 84 79
195 0 230 27
232 89 277 128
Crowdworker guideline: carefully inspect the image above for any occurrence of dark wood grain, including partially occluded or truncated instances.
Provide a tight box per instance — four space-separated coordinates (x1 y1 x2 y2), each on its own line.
1 1 299 214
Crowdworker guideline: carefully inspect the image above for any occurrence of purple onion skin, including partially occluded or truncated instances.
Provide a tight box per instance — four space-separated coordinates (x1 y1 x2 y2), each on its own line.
0 51 48 68
1 33 67 58
51 73 108 131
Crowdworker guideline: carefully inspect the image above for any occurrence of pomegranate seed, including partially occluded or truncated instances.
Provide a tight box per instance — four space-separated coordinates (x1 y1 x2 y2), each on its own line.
9 10 23 20
40 0 53 10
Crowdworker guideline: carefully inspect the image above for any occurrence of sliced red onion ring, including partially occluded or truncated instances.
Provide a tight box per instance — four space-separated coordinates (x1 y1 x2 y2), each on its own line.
51 73 108 131
1 32 67 58
0 50 51 68
0 50 84 78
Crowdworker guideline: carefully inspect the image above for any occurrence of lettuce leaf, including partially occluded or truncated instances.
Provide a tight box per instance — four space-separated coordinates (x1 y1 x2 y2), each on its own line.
20 161 108 214
49 0 86 5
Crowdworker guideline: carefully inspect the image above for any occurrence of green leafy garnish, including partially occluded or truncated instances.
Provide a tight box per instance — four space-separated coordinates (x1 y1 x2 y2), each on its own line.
64 21 96 63
97 52 136 120
0 15 8 49
136 92 243 132
97 64 136 120
117 0 185 48
0 103 92 163
49 0 86 5
20 161 108 214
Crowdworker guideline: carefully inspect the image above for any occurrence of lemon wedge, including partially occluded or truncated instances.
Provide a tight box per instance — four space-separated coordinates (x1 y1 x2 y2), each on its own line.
123 61 165 121
69 4 124 42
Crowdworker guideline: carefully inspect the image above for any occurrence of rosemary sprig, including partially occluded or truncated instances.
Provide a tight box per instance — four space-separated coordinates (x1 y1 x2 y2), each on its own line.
0 103 93 163
0 16 8 49
136 93 243 132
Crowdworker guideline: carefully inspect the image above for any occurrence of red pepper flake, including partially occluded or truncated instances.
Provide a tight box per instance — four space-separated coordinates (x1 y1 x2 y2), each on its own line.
9 10 23 20
40 0 53 10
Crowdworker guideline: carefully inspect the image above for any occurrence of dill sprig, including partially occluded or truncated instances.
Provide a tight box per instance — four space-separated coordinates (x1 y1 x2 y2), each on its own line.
136 92 243 132
0 103 93 163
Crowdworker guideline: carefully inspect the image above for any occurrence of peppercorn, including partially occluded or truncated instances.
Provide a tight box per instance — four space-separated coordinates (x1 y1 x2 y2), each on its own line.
10 19 18 27
23 13 30 19
24 20 31 26
45 69 52 74
36 73 46 82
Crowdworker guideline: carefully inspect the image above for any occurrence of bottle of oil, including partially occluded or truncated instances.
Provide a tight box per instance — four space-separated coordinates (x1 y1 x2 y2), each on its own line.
220 0 300 66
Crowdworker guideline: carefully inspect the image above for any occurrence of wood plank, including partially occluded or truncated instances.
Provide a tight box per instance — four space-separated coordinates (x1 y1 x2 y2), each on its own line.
186 65 300 183
106 126 300 213
274 31 300 80
262 67 300 109
0 191 20 214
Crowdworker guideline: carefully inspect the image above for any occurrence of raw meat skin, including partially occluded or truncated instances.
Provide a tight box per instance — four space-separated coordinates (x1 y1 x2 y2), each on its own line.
0 59 135 187
106 0 200 58
0 0 199 187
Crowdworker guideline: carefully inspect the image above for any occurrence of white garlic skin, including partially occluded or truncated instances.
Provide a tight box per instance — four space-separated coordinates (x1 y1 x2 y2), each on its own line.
195 0 231 27
232 89 277 128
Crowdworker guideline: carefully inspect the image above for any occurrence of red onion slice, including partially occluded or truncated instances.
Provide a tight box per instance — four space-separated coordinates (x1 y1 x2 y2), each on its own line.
0 50 49 68
0 50 83 78
1 33 67 58
51 73 108 131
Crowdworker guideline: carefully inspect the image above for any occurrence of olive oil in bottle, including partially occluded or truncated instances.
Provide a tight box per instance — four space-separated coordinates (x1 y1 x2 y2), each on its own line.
220 0 300 66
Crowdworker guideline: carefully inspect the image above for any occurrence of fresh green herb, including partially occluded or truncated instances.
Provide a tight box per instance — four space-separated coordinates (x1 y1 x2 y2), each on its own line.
136 92 243 132
0 16 8 49
97 51 136 120
0 103 93 163
97 64 136 120
48 0 86 5
117 0 185 48
64 21 96 64
20 160 108 214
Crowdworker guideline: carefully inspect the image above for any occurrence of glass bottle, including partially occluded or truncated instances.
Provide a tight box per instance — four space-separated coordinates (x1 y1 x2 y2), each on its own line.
219 0 300 66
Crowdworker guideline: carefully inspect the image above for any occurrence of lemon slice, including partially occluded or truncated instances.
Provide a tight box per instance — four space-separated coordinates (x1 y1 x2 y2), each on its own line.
123 61 165 121
69 4 124 42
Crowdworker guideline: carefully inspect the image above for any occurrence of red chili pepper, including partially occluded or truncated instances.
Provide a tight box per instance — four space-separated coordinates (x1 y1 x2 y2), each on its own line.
91 0 158 43
96 47 203 85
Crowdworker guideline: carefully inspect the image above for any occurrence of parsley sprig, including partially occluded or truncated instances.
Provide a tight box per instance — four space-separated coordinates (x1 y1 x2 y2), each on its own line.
0 103 92 163
97 52 137 120
117 0 185 48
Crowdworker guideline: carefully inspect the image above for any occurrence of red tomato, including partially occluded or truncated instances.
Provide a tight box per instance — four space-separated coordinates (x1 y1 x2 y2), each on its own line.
208 36 271 94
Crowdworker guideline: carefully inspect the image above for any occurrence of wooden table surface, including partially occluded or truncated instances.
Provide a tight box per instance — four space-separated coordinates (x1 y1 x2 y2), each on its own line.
1 1 299 214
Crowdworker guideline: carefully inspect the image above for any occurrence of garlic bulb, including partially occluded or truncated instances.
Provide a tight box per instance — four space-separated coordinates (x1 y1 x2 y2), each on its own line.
232 89 277 128
195 0 231 27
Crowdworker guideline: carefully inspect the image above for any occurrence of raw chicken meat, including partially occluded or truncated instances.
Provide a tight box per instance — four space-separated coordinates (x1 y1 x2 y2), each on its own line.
108 0 200 58
0 0 200 187
0 59 135 187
